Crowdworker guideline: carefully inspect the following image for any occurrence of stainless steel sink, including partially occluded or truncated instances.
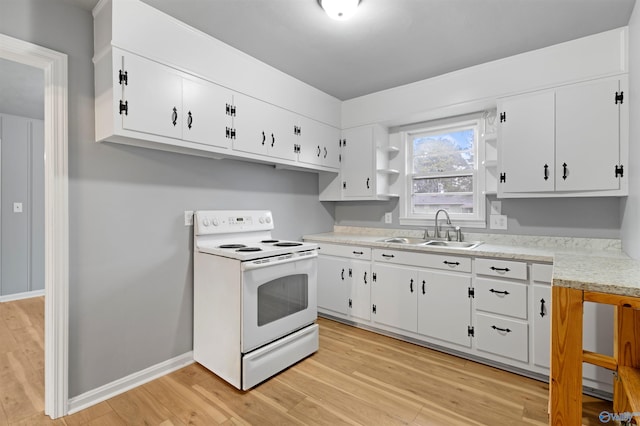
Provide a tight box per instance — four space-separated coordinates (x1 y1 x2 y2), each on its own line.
377 237 428 244
419 240 483 249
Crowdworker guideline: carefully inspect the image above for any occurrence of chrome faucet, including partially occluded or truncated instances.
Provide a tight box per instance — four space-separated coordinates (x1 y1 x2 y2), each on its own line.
434 209 451 240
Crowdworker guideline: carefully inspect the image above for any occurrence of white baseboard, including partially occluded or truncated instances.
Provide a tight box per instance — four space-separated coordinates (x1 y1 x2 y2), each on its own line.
67 351 194 415
0 289 45 303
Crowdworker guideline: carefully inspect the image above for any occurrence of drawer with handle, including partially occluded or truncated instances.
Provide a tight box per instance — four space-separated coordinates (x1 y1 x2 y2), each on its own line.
475 313 529 363
373 249 471 272
475 278 528 319
475 258 527 280
316 243 371 260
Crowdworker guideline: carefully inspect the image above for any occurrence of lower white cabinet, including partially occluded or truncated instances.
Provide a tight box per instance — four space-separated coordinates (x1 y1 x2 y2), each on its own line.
312 242 614 395
371 263 418 333
418 270 472 348
317 243 371 321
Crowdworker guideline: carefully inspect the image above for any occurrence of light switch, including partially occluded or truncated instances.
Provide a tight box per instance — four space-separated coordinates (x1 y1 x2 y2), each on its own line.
490 214 508 230
384 212 393 224
13 202 23 213
490 201 502 215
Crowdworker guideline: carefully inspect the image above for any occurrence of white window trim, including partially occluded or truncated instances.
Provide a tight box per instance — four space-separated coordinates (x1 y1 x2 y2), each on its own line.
399 112 487 228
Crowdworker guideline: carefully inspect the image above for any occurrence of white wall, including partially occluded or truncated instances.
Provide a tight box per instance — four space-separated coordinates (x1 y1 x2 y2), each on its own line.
622 2 640 259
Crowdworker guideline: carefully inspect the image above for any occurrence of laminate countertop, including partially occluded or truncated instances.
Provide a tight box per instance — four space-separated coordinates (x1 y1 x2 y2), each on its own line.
303 226 640 298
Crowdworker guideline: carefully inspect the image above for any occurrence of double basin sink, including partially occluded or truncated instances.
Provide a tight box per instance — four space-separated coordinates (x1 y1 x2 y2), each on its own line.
377 237 483 250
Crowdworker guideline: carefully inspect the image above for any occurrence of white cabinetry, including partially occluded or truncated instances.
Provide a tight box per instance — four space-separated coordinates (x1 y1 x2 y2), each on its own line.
112 50 232 150
497 77 627 197
530 264 613 393
473 258 530 363
296 116 341 170
317 243 371 321
371 249 472 345
93 0 341 173
319 124 398 201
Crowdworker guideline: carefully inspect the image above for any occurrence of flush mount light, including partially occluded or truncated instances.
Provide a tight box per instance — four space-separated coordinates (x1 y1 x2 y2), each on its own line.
318 0 361 20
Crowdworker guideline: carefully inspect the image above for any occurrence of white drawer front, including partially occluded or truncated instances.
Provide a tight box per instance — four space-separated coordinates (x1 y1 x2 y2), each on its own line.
373 249 471 272
532 263 553 284
475 258 527 280
475 278 528 319
475 313 529 363
317 243 371 260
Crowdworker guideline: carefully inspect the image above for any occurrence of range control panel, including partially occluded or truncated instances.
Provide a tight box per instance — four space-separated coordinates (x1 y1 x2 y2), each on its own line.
194 210 273 235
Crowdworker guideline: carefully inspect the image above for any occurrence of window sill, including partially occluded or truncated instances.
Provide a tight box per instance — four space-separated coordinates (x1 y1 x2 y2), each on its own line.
399 217 487 229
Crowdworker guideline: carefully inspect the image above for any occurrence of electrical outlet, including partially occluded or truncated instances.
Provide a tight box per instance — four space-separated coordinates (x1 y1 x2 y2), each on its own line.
384 212 393 224
13 202 23 213
490 214 508 230
184 210 194 226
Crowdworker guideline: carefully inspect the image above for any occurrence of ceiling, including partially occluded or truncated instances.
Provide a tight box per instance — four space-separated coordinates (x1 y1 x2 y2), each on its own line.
7 0 638 115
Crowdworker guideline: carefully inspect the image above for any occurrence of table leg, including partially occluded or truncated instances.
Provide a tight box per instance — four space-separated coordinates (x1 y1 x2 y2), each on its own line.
550 286 583 425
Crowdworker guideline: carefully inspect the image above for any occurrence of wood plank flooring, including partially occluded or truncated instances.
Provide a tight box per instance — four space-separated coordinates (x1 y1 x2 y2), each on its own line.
0 298 613 425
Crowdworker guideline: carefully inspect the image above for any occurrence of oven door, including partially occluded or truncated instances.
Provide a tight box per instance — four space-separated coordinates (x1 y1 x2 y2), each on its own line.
241 251 317 353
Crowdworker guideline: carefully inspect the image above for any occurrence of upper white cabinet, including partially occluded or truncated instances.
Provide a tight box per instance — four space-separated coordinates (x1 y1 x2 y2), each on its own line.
93 0 341 173
497 77 628 197
114 50 231 150
319 124 399 201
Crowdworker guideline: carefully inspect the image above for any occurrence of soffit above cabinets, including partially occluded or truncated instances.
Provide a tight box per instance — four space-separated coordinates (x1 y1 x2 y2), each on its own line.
69 0 635 101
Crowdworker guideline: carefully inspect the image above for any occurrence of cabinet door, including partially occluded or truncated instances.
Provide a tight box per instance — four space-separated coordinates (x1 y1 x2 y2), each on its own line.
341 126 374 197
121 53 182 139
266 108 297 162
182 77 232 149
498 91 555 193
371 264 417 332
317 255 349 316
232 92 270 156
418 271 471 348
298 117 340 169
349 260 371 321
555 79 621 191
532 285 551 369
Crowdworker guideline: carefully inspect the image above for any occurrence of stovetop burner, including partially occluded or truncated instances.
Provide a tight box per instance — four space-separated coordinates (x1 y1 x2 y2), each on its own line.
219 244 247 249
236 247 263 252
274 242 303 247
261 239 279 243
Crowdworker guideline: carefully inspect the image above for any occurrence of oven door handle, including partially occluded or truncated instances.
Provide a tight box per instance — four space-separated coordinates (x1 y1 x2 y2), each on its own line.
241 250 318 271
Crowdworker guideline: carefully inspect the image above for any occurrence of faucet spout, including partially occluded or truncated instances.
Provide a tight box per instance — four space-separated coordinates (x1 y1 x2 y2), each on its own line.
434 209 451 239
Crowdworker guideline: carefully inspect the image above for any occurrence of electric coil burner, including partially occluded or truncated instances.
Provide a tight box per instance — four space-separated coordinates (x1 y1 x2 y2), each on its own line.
193 210 318 391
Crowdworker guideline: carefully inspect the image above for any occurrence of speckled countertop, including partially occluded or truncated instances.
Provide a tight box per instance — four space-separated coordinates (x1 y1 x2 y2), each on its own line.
303 226 640 298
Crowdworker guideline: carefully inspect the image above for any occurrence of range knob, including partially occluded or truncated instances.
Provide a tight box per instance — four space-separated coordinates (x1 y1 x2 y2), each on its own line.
212 218 219 226
259 217 265 224
265 217 272 224
202 218 210 227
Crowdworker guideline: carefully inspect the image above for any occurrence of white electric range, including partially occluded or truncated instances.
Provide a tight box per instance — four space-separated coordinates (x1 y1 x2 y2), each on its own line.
193 210 318 390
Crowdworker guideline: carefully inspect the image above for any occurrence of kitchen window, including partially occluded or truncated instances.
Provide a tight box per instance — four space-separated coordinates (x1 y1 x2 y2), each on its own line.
399 113 487 227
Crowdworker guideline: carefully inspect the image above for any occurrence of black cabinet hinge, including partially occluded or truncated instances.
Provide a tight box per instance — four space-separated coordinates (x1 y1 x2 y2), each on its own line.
499 112 506 123
293 144 301 154
119 100 128 115
615 164 624 178
348 299 352 308
294 125 301 136
225 127 236 139
372 272 377 282
468 326 475 337
343 181 347 189
468 287 475 298
372 304 377 314
615 91 624 104
499 173 506 183
342 139 346 147
339 154 342 163
349 268 353 277
118 70 128 85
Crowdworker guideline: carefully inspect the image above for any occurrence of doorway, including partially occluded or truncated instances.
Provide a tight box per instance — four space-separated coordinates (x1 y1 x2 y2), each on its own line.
0 33 69 419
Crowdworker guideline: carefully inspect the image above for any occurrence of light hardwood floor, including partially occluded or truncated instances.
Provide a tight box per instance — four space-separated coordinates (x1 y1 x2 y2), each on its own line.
0 297 612 425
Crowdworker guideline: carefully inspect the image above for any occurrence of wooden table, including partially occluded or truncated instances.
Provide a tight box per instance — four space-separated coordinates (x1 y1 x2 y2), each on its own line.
550 285 640 425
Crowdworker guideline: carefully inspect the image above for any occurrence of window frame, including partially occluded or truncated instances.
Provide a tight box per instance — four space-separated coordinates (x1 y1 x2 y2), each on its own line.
399 112 487 228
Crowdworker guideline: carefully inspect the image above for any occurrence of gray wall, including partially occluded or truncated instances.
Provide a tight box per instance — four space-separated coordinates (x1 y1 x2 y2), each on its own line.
1 0 334 397
335 195 622 239
622 2 640 259
0 114 45 296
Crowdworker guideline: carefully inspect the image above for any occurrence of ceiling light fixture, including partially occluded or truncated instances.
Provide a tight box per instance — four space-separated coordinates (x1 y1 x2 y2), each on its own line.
318 0 361 21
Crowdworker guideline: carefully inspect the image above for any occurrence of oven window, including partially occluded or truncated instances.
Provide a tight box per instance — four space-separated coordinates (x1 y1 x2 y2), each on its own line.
257 274 308 326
